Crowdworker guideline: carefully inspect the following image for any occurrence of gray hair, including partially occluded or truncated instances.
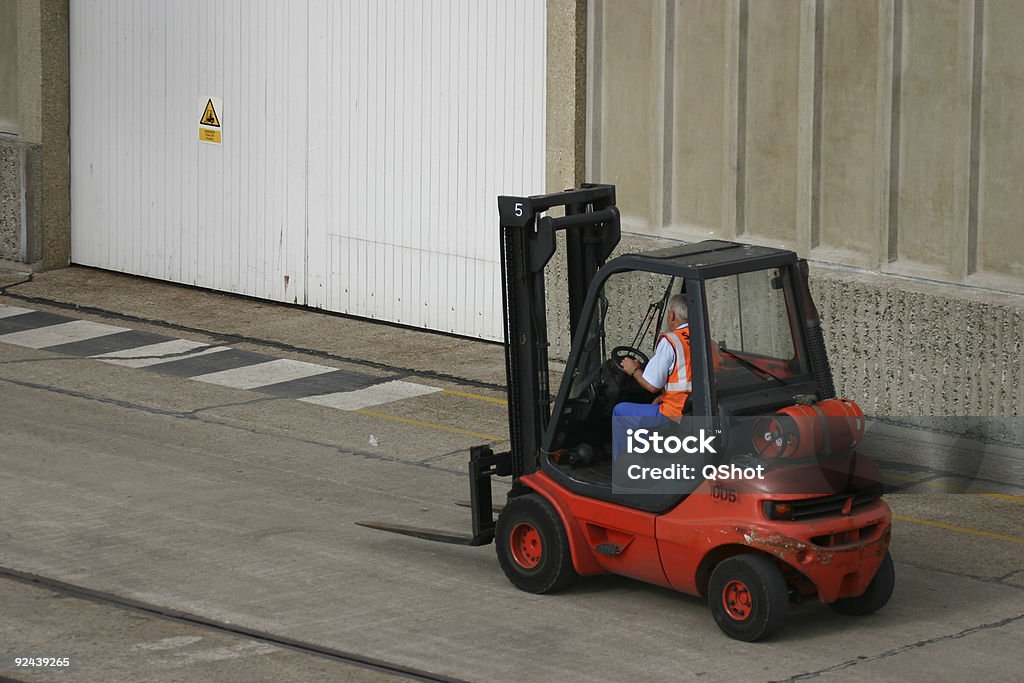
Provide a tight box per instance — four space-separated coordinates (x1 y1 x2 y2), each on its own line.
667 293 688 321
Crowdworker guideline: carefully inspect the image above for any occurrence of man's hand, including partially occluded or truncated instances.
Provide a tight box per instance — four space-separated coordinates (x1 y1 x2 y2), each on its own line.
621 357 641 375
623 357 660 394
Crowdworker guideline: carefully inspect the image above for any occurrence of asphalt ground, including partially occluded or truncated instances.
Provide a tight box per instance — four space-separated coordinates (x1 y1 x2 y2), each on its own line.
0 267 1022 682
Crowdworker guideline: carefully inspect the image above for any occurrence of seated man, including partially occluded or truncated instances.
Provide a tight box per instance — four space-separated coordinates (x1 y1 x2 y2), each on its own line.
619 294 692 417
612 294 692 458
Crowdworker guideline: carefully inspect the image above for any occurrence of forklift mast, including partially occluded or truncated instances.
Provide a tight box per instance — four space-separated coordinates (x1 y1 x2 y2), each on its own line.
495 184 621 479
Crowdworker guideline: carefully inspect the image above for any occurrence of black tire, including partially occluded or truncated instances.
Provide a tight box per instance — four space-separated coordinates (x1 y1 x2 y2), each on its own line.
829 551 895 616
495 493 578 594
708 554 789 642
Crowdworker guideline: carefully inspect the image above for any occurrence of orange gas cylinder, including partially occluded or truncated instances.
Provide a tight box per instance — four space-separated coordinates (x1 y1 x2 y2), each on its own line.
752 398 865 460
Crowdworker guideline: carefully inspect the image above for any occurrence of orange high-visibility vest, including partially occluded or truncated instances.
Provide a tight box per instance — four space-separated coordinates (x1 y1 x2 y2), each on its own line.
659 325 692 417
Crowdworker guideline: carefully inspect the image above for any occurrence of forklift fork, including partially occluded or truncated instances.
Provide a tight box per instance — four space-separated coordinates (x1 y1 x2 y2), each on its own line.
355 446 512 547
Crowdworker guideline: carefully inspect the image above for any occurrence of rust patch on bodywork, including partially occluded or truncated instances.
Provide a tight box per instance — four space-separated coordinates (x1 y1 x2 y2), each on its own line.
737 528 837 565
736 522 891 567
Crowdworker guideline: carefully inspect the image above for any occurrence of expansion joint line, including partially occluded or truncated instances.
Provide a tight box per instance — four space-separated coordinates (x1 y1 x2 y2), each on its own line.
777 613 1024 681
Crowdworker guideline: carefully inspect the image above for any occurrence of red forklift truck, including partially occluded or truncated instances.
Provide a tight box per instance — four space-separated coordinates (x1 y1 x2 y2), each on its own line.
360 185 894 641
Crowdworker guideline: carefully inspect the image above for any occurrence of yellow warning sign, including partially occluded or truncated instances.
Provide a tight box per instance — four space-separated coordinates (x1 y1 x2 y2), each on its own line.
200 99 221 127
198 96 223 145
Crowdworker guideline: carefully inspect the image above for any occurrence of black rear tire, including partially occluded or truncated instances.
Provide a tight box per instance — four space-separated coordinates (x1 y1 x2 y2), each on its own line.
495 493 578 594
829 551 895 616
708 554 789 641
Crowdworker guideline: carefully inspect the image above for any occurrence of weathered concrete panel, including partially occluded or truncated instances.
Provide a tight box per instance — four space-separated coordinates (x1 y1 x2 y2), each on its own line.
814 267 1024 418
0 137 41 263
818 0 884 263
669 0 732 236
0 0 17 133
592 0 662 230
977 0 1024 282
547 0 587 193
743 0 801 243
39 0 69 270
16 0 42 144
895 0 973 276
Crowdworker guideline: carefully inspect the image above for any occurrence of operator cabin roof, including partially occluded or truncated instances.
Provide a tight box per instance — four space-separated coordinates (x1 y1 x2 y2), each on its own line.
620 241 797 279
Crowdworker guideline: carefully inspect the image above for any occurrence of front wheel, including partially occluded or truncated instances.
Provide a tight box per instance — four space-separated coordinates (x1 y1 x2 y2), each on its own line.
495 493 578 594
708 554 789 641
829 551 895 616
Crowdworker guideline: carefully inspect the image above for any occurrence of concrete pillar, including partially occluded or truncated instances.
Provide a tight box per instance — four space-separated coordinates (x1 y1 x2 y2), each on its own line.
0 0 17 135
816 0 890 269
742 0 802 246
893 0 974 281
587 0 666 230
669 0 738 239
977 0 1024 287
546 0 587 194
0 0 69 271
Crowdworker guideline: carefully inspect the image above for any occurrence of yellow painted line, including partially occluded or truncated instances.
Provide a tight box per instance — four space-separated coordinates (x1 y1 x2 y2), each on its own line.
881 472 964 492
921 480 969 492
882 471 965 491
442 388 508 405
883 471 1024 499
981 493 1024 503
353 408 506 442
880 470 925 483
893 514 1024 545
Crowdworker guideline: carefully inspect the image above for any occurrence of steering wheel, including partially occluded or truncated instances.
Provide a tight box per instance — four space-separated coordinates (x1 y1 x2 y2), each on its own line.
611 345 650 372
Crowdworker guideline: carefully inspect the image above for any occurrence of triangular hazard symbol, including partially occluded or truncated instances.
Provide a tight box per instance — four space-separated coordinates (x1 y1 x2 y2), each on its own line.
200 99 221 127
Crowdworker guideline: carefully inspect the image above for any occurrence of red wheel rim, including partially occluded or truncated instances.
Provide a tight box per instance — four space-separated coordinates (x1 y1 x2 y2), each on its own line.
509 522 543 569
722 579 753 621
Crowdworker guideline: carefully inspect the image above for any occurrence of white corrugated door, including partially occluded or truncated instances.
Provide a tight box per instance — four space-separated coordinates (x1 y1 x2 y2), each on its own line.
70 0 546 340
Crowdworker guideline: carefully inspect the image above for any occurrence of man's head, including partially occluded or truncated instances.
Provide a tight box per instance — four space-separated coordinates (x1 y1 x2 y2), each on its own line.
666 294 688 329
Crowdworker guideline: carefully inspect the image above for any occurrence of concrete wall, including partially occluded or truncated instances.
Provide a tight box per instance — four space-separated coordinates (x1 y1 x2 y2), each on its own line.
587 0 1024 294
0 0 70 270
578 0 1024 417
